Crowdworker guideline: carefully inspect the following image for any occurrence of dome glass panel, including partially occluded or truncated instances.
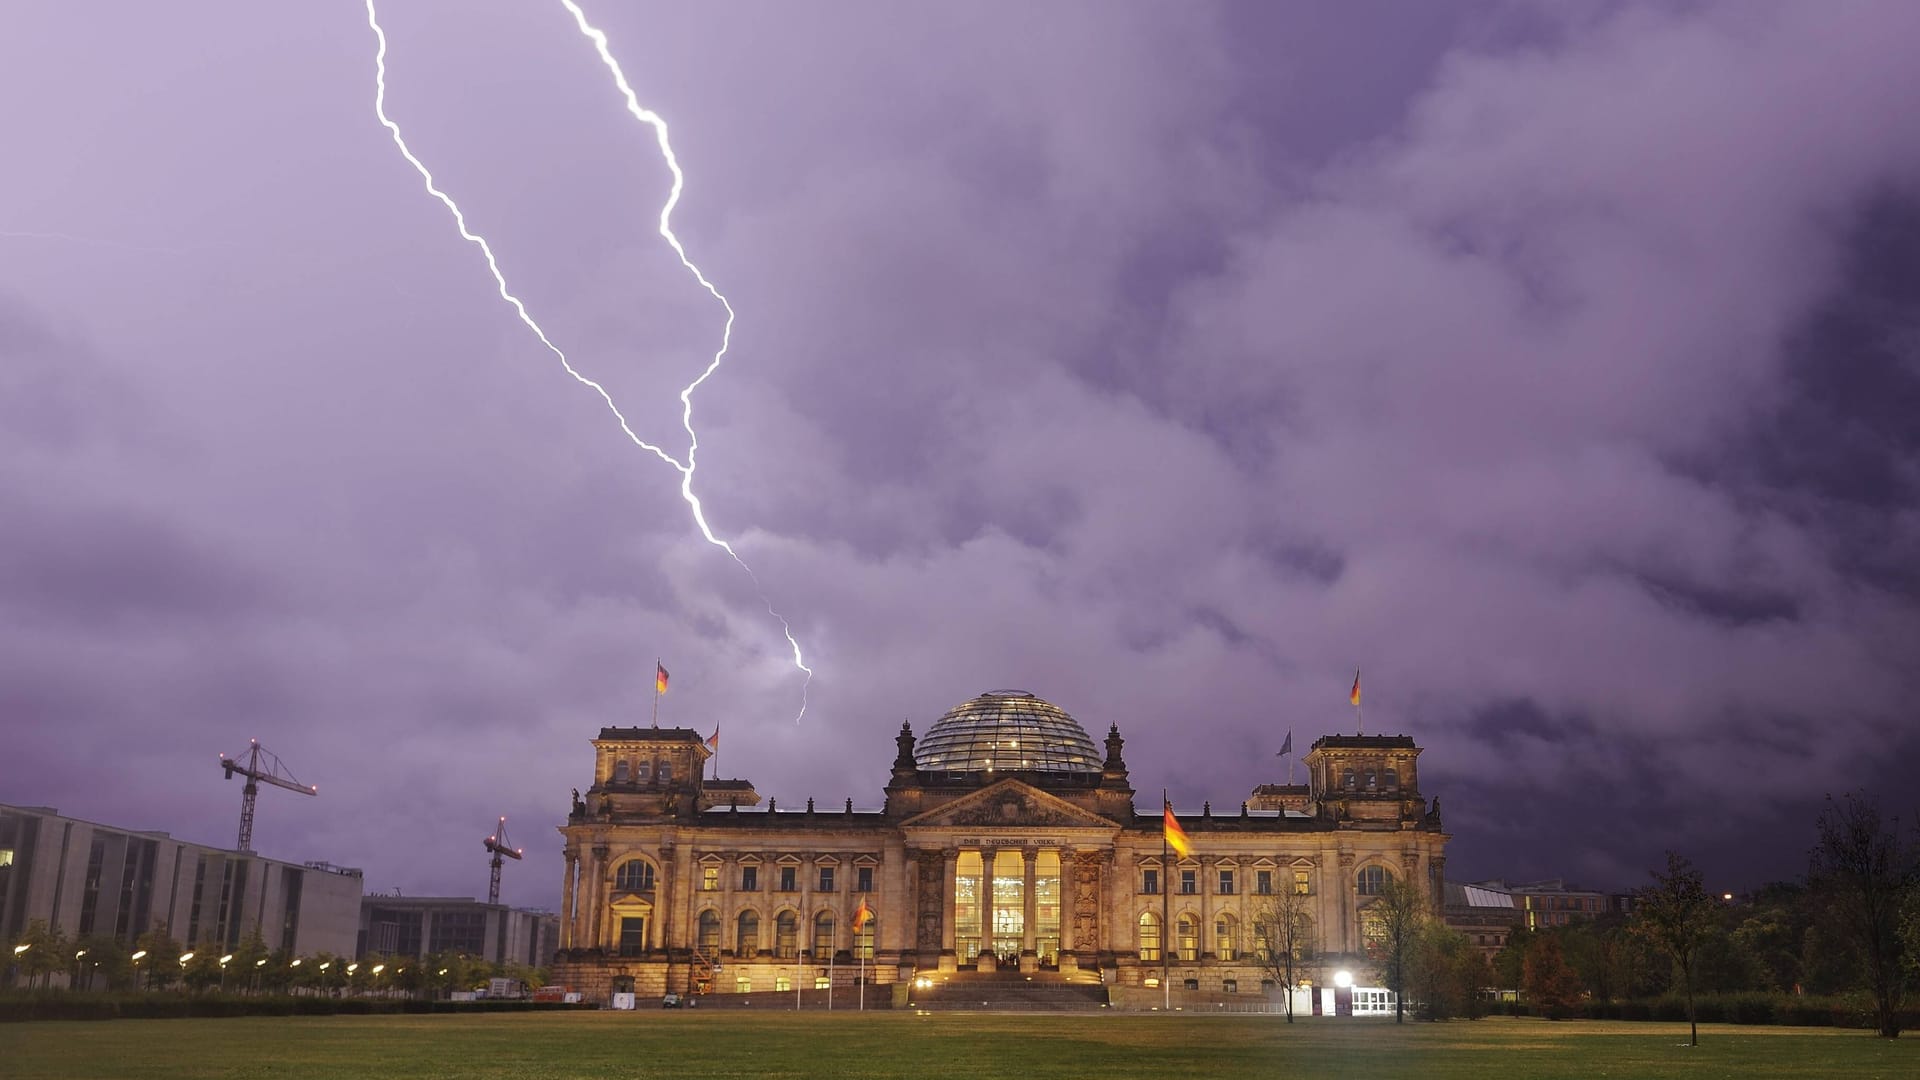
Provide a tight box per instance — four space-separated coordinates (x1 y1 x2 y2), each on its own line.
914 690 1100 774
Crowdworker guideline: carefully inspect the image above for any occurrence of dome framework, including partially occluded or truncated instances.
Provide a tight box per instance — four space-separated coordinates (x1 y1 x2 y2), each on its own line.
914 690 1102 774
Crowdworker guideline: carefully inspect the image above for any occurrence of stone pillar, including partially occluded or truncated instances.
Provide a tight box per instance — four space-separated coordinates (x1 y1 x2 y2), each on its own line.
798 853 815 963
1336 849 1355 955
978 846 999 968
1019 847 1039 971
560 848 578 949
658 841 677 954
940 848 958 963
720 854 735 955
589 845 610 950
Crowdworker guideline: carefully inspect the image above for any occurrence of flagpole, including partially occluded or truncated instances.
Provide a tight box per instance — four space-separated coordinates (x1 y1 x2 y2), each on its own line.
652 657 661 729
1161 789 1170 1013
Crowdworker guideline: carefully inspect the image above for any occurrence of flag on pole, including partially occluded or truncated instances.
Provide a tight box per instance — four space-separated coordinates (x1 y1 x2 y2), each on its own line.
1162 800 1193 858
1276 730 1293 757
853 898 874 930
656 663 670 695
705 726 719 751
1349 669 1362 707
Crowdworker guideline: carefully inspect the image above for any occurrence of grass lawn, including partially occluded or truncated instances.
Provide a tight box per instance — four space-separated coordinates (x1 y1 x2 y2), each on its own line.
1 1012 1914 1080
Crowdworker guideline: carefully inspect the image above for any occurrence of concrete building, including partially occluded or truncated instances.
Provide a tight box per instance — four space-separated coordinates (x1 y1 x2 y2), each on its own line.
1478 878 1612 930
358 895 559 968
550 689 1450 1001
0 803 361 956
1443 880 1521 958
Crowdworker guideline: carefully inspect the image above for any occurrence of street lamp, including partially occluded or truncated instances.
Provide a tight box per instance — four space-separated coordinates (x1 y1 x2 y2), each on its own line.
131 950 147 961
179 952 195 965
11 944 27 956
1333 969 1353 988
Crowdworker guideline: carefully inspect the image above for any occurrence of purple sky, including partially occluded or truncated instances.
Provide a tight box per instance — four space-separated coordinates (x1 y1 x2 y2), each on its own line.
5 2 1919 909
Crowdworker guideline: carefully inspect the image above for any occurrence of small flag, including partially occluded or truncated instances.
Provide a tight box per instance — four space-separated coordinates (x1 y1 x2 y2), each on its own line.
853 898 874 930
656 663 670 695
1349 669 1362 707
705 726 719 751
1163 799 1192 858
1276 730 1293 758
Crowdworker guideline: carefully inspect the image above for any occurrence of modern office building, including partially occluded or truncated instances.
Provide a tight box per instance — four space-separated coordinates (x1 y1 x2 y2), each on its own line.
550 689 1451 1000
0 803 361 957
358 894 559 968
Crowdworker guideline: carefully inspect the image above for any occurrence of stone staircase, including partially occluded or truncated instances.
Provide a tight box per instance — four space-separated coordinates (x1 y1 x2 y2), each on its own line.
907 970 1110 1012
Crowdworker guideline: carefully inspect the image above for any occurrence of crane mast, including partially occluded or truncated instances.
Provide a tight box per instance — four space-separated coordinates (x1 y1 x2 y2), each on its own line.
484 816 523 905
218 739 317 852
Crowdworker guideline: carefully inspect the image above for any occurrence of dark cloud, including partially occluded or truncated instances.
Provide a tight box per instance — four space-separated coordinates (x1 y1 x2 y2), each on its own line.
3 1 1919 904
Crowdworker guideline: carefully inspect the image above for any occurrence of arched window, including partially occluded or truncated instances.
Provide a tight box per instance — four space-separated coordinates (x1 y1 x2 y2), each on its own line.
1343 769 1357 790
658 761 672 785
1383 769 1398 790
614 859 655 893
696 909 720 952
775 910 798 958
1137 912 1161 962
1252 920 1272 962
736 910 760 956
1214 913 1237 961
1357 864 1390 896
1365 771 1378 791
635 761 652 783
1176 913 1200 961
813 911 836 958
855 915 875 960
613 759 629 783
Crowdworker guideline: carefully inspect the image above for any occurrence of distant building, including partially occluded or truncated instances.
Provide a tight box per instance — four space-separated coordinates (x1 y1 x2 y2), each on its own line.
0 803 361 957
551 689 1451 1002
358 895 558 968
1443 880 1521 957
1475 878 1611 930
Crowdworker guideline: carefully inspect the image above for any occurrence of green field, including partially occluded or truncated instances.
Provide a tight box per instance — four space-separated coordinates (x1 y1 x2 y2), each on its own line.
1 1012 1914 1080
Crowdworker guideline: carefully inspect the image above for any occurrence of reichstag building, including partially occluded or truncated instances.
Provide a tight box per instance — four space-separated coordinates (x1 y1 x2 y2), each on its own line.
551 690 1448 1001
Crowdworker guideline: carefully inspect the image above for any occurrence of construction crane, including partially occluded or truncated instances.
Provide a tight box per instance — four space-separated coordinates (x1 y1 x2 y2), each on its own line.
484 816 523 905
217 739 317 852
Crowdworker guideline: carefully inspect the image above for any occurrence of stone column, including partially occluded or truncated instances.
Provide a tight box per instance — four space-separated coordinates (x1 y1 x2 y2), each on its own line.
1021 847 1038 956
979 846 999 964
720 854 735 955
798 853 814 964
657 841 677 954
1336 849 1355 955
560 848 578 949
940 848 959 958
589 845 610 950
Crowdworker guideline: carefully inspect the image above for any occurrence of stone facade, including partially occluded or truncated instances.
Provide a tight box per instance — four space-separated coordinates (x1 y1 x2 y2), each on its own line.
549 691 1449 1001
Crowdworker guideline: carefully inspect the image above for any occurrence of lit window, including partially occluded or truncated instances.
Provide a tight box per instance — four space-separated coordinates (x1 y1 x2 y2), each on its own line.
1176 914 1199 961
1294 870 1311 896
814 975 831 990
1215 915 1237 961
1137 912 1161 961
614 860 655 892
813 912 835 958
1357 865 1390 896
701 866 719 891
775 975 791 992
735 975 752 993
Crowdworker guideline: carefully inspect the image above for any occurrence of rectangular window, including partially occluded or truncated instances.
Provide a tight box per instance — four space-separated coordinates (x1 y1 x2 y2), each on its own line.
1293 870 1311 895
814 975 831 990
856 866 874 892
1223 979 1238 994
1141 869 1159 895
775 975 791 992
779 866 797 892
735 975 752 994
1218 870 1234 895
741 866 758 891
818 867 835 892
1180 870 1196 895
1256 870 1273 895
618 916 646 957
702 866 719 892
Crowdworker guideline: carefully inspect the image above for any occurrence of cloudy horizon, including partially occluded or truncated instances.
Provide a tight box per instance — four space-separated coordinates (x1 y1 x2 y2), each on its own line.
5 0 1919 909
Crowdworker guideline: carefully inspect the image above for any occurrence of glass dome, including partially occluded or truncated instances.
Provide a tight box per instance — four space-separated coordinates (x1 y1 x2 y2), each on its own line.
914 690 1101 774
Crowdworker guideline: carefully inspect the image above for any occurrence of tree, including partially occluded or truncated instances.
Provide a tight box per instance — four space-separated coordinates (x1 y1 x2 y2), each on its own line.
1407 922 1484 1020
133 924 182 991
1364 877 1428 1024
1632 851 1717 1046
1252 885 1315 1022
9 920 69 989
1808 793 1918 1039
73 933 130 992
1523 933 1583 1018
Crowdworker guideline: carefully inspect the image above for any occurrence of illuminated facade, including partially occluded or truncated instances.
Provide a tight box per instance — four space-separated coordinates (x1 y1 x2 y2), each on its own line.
549 691 1449 1001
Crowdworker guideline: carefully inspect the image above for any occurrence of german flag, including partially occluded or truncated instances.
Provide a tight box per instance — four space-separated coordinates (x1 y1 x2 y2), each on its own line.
853 898 875 930
1349 668 1362 707
1163 800 1192 858
656 663 670 695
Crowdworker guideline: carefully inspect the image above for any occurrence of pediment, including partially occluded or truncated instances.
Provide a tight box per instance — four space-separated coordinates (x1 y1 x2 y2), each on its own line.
900 779 1120 831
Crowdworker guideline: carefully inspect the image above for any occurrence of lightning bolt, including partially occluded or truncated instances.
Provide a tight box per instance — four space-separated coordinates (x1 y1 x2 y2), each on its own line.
364 0 811 721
